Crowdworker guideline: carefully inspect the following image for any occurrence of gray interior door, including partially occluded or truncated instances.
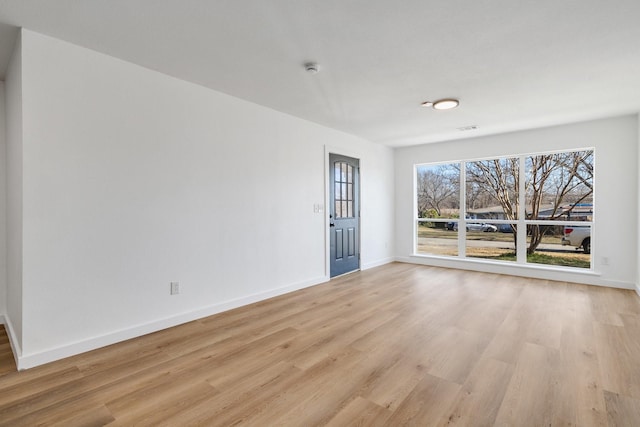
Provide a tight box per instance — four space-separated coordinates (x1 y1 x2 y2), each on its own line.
329 154 360 277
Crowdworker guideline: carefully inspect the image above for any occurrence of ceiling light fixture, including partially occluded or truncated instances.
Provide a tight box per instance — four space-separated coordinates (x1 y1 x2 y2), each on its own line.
432 98 459 110
420 98 460 110
304 62 319 74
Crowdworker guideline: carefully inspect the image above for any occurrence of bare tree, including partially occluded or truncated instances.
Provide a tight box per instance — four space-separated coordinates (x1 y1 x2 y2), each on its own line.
416 165 459 217
466 151 593 254
525 151 593 253
466 176 508 212
466 158 520 245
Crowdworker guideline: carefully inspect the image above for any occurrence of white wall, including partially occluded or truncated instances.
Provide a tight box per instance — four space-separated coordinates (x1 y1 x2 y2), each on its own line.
4 32 23 356
637 113 640 296
0 83 6 317
360 143 395 267
395 115 638 289
10 30 393 368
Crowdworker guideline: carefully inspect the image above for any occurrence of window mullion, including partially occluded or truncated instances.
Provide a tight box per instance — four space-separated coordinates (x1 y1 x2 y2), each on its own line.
517 156 527 263
459 161 466 257
413 165 418 252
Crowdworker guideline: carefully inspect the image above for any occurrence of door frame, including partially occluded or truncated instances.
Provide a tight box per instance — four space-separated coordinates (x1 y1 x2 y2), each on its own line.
324 146 362 278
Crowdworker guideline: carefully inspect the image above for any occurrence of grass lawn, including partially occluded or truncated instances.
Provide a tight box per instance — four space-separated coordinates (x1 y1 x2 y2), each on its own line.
470 252 591 268
417 225 591 268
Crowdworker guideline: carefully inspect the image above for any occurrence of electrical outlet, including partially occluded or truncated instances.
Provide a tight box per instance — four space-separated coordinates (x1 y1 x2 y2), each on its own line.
170 282 180 295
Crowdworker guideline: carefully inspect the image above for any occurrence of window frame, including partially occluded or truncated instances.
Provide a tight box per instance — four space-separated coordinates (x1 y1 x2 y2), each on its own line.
413 148 595 271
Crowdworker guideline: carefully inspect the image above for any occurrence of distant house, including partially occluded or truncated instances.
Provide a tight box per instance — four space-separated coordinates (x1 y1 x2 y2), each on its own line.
468 203 592 221
537 203 593 221
467 206 511 220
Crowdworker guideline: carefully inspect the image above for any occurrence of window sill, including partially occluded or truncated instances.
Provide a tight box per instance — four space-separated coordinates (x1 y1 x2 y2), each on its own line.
410 253 601 276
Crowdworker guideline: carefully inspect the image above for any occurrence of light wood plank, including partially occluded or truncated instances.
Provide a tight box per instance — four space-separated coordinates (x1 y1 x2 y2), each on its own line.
494 342 563 426
438 357 514 426
0 263 638 425
594 321 640 400
325 396 391 427
385 373 461 426
424 326 490 384
604 390 640 427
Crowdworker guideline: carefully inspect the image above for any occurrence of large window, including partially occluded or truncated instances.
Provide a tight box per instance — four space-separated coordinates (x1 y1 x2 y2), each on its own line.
416 163 460 256
415 149 594 269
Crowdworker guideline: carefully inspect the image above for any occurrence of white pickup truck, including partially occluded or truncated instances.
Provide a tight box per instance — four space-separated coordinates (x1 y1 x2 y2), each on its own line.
561 226 591 254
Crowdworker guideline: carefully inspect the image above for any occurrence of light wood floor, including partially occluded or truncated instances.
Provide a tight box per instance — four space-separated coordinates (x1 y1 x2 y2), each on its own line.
1 263 640 426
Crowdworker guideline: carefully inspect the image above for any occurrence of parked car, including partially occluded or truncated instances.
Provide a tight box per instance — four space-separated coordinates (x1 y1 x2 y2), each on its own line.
497 224 514 233
468 223 498 232
561 226 591 254
451 223 498 232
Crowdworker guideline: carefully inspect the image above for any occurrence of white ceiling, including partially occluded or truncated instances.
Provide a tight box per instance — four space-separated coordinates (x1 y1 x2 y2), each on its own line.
0 0 639 147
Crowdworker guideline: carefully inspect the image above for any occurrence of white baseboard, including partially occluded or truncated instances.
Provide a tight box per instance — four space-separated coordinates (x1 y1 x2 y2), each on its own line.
395 256 635 290
361 257 394 270
636 283 640 297
16 275 329 370
0 314 22 369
